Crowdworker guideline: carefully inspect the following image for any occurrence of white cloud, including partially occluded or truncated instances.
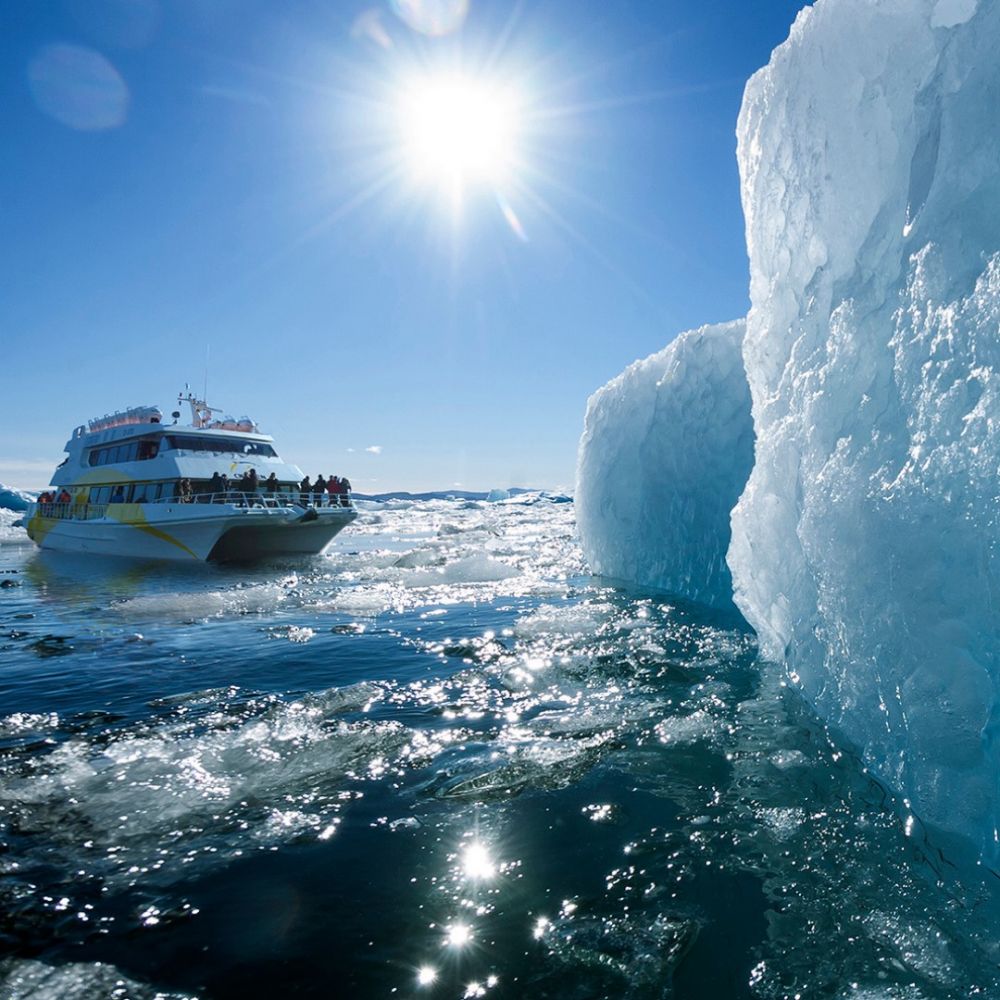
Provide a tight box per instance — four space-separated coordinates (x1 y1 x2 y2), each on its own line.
346 447 355 453
365 445 383 455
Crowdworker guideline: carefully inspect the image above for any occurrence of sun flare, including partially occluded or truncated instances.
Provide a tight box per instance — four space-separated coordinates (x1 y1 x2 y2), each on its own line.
398 73 521 188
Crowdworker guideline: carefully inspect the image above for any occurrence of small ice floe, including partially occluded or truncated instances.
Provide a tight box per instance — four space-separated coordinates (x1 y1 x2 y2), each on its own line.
0 958 196 1000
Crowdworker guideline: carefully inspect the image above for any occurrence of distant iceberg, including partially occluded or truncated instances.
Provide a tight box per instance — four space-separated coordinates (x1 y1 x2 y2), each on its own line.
577 0 1000 858
576 321 753 610
0 484 36 513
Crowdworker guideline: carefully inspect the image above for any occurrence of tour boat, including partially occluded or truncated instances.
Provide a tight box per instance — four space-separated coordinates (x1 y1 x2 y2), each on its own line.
24 393 357 561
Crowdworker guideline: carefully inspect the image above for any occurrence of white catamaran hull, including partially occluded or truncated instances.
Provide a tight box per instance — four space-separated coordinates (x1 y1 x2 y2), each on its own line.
26 502 357 562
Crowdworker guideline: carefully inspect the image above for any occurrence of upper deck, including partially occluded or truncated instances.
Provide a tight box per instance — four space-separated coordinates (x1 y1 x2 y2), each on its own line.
51 395 306 490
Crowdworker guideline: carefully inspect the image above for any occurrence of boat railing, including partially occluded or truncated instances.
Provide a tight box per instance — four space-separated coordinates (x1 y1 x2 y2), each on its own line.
28 502 109 521
152 491 355 510
27 492 354 521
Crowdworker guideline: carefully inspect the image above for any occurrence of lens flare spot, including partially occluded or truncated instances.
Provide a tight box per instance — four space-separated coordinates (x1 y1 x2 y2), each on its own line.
391 0 468 36
497 195 528 242
28 44 129 131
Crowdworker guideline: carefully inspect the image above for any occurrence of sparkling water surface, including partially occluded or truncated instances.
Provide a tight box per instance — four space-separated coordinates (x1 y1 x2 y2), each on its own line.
1 498 999 999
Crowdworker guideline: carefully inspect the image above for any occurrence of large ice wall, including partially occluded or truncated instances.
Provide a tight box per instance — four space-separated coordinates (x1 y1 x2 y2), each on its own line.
576 321 753 610
729 0 1000 856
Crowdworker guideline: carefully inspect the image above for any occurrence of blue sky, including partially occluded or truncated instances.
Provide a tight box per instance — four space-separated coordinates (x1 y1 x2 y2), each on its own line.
0 0 805 492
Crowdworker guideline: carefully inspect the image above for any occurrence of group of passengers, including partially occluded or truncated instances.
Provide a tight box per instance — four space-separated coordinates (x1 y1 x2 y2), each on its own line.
37 489 72 506
40 471 354 509
299 474 353 507
179 469 352 507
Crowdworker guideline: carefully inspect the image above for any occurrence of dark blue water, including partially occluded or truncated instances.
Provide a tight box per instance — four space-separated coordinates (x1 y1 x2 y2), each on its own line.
1 500 998 998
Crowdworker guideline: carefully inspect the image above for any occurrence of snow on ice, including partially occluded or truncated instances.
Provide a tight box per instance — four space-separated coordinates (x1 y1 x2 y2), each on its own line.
577 0 1000 858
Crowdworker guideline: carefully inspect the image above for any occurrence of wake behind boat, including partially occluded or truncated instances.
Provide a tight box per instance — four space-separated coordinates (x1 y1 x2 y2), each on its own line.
25 392 357 561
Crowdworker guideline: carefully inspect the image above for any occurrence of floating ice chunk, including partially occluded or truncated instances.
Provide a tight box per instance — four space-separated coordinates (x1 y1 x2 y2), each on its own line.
0 508 30 544
402 553 519 587
114 583 289 621
654 709 718 746
514 602 614 638
576 321 753 610
0 958 194 1000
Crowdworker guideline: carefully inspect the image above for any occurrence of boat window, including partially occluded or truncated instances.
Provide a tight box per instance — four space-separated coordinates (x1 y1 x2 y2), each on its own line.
88 436 161 467
164 434 277 457
90 486 112 504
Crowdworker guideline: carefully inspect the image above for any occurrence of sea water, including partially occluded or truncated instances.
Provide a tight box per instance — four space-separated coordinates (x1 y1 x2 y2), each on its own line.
1 498 998 999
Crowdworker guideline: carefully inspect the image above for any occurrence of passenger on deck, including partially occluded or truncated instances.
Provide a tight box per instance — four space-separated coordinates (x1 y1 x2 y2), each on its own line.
39 492 53 505
340 476 352 507
57 489 71 504
177 479 192 503
300 476 312 505
265 472 279 494
247 468 259 494
209 471 224 496
314 475 327 507
327 475 340 506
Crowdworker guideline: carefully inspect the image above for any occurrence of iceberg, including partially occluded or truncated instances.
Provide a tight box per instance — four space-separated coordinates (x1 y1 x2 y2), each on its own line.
730 0 1000 858
578 0 1000 857
0 484 36 513
576 321 753 610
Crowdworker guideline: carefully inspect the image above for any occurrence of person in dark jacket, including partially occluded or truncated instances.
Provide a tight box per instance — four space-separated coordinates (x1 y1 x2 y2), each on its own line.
314 475 326 507
265 472 279 495
339 476 352 507
300 476 312 505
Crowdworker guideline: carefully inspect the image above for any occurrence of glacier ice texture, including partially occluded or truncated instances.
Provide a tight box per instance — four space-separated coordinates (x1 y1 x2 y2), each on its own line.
577 0 1000 858
575 321 754 611
729 0 1000 859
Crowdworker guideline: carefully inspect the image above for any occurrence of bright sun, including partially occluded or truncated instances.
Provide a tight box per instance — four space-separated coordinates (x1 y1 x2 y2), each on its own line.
398 73 521 188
